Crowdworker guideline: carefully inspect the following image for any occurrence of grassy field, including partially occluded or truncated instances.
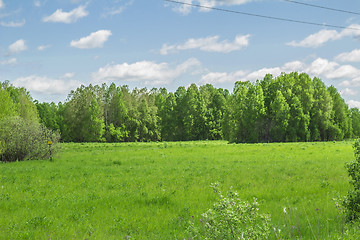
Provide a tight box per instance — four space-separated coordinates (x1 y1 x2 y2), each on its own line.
0 141 357 239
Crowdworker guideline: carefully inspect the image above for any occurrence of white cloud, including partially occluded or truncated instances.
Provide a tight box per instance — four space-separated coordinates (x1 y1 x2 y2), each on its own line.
347 100 360 109
340 88 357 96
102 0 134 17
0 19 26 27
34 0 41 7
37 45 51 51
103 6 125 17
0 0 4 9
287 24 360 48
62 72 75 78
92 58 201 85
8 39 27 55
70 30 112 49
287 29 340 48
43 5 88 23
13 75 82 95
200 70 247 84
282 61 305 72
335 49 360 62
170 0 255 15
200 60 304 85
340 77 360 87
305 58 360 79
0 58 17 65
161 34 250 55
199 58 360 86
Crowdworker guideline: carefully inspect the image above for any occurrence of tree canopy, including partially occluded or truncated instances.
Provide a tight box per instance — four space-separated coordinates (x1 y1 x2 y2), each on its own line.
5 72 358 143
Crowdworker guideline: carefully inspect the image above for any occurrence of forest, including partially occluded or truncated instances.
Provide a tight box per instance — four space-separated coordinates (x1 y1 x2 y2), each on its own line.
1 72 360 144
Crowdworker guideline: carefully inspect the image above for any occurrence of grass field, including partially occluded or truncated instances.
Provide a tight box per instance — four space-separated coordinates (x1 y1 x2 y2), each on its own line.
0 141 357 239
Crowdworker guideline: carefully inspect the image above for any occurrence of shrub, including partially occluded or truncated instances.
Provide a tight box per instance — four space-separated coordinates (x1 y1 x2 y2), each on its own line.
0 116 59 162
187 182 271 239
343 139 360 222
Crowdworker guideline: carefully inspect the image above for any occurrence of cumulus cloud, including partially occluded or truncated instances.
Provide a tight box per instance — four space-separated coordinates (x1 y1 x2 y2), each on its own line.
0 19 26 27
62 72 75 78
70 30 112 49
340 88 357 96
200 60 304 85
0 58 17 65
287 24 360 48
92 58 201 85
34 0 41 7
335 49 360 62
43 5 88 23
305 58 360 79
0 0 4 9
200 71 247 84
37 45 51 51
200 58 360 87
8 39 27 55
161 34 250 55
287 29 340 48
347 100 360 109
340 77 360 87
169 0 255 15
13 75 82 95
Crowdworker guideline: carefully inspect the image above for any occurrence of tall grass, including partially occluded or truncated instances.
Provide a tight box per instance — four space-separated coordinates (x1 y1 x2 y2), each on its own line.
0 141 355 239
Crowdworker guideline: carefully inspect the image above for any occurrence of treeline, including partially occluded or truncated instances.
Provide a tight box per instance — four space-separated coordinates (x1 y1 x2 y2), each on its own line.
32 72 360 143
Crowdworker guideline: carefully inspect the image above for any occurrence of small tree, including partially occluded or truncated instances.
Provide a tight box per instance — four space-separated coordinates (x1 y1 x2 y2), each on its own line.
343 139 360 222
0 116 59 162
187 183 271 239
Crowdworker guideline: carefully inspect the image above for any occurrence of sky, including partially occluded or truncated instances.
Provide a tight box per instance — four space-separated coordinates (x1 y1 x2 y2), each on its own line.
0 0 360 108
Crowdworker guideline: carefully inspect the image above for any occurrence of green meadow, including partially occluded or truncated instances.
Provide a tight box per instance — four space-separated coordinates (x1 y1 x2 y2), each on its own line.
0 141 357 239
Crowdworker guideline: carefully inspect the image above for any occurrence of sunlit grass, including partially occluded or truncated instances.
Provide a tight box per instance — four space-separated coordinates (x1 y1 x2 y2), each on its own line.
0 141 355 239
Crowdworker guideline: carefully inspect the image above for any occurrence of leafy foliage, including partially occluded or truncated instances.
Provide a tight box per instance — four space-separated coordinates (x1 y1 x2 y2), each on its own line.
344 139 360 222
187 183 271 239
0 116 59 162
0 81 59 162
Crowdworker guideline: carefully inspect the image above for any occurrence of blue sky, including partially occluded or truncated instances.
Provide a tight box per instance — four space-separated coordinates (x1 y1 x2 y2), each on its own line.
1 0 360 108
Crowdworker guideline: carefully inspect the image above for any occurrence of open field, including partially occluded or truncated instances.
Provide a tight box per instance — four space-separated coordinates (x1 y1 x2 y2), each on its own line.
0 141 357 239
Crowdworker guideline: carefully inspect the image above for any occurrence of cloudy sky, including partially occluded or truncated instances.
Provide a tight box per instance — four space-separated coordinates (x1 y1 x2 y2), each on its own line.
1 0 360 107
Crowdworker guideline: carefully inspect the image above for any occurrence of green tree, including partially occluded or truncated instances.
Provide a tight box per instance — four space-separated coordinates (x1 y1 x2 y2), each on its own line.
310 77 333 141
104 83 129 142
351 108 360 137
200 85 227 140
35 101 60 131
158 93 177 141
270 90 290 142
1 81 39 122
0 87 16 119
328 86 352 140
287 95 309 142
174 86 187 140
182 84 207 140
63 85 105 142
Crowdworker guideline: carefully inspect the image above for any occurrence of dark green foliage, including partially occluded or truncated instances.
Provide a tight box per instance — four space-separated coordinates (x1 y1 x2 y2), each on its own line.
35 101 61 131
0 116 59 162
62 85 105 142
351 108 360 138
344 139 360 222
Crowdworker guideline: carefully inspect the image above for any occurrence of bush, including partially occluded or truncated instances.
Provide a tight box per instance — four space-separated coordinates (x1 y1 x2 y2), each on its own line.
343 139 360 222
187 182 271 239
0 116 59 162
